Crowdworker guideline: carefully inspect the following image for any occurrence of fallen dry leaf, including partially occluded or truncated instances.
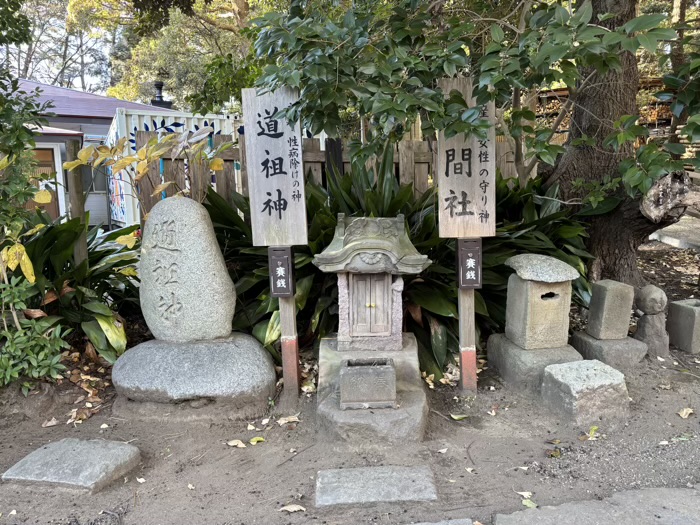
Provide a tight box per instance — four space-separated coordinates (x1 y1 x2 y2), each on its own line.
41 417 58 428
518 466 529 471
136 478 145 484
678 408 694 419
226 439 246 448
277 414 301 426
246 423 256 431
659 440 670 445
261 418 270 426
187 483 195 490
249 436 265 445
23 308 47 319
450 414 468 421
100 423 109 429
486 410 496 416
465 467 476 474
437 448 448 454
515 491 533 499
278 504 306 513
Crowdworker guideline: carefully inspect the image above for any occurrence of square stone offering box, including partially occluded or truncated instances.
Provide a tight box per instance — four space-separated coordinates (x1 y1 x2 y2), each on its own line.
339 357 397 410
505 274 572 349
668 299 700 354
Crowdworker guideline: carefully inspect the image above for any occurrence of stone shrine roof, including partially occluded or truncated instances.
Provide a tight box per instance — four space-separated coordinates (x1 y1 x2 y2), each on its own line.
505 254 579 283
313 214 431 274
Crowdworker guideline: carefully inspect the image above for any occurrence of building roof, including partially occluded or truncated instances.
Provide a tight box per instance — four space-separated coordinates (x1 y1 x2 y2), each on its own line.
29 124 83 137
19 79 175 120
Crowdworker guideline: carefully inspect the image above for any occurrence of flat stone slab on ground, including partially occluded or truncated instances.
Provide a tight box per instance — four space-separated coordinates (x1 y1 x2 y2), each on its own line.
570 331 647 369
649 214 700 250
410 520 473 525
487 333 582 394
315 465 437 506
112 333 275 421
541 360 629 427
494 488 700 525
2 438 140 493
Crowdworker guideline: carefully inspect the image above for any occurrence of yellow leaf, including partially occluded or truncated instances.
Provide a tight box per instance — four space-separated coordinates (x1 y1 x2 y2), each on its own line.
119 267 138 277
112 158 136 172
209 158 224 171
136 160 149 175
22 224 46 237
151 181 175 196
522 499 538 509
33 189 52 204
138 147 148 160
249 436 265 445
115 235 137 248
450 414 468 421
63 159 84 171
19 250 36 283
77 146 95 163
6 244 25 271
0 155 12 171
94 314 127 353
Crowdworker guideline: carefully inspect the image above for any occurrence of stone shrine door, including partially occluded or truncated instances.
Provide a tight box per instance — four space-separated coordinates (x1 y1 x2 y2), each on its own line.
350 273 391 336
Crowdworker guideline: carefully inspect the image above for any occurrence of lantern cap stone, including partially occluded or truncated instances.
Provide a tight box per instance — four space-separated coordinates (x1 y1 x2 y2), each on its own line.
313 214 431 274
505 254 579 283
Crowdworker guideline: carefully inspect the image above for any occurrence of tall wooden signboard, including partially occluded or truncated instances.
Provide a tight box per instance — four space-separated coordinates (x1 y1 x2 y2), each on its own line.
242 87 307 405
436 77 496 392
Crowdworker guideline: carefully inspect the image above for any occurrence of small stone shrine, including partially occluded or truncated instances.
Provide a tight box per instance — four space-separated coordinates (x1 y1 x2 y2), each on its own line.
313 214 431 442
634 285 670 359
112 197 276 421
571 280 647 369
487 254 582 393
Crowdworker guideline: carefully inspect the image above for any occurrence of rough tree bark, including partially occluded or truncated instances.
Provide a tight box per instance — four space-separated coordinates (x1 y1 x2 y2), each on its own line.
546 0 686 287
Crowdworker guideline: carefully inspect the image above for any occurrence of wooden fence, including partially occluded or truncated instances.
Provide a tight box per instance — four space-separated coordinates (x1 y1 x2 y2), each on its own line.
135 131 516 215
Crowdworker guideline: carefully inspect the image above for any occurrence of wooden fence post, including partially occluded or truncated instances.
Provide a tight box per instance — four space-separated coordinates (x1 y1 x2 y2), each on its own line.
65 139 87 266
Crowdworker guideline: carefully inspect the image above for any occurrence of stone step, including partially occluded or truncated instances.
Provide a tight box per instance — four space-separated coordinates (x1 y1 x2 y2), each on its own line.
315 465 437 507
2 438 140 493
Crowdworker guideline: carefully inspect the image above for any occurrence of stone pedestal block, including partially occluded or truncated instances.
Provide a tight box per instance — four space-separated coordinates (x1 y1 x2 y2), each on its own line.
339 358 397 410
112 333 276 422
541 360 629 427
586 280 634 340
505 275 572 349
571 331 647 369
668 299 700 354
487 333 582 393
317 334 427 442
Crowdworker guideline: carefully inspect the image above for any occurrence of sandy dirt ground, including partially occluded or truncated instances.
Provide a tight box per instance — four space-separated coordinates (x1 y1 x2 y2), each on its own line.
0 244 698 525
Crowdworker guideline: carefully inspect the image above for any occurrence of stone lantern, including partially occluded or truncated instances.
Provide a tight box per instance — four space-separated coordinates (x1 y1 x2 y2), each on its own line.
312 214 431 442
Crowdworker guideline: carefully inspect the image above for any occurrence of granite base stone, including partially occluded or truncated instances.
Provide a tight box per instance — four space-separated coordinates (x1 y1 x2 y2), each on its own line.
112 333 275 421
541 360 629 427
315 465 437 506
571 331 647 369
317 334 427 442
2 439 140 493
586 280 634 340
487 333 582 394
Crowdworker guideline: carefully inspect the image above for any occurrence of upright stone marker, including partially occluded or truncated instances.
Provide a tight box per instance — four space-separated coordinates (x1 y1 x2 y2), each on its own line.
437 77 496 392
242 87 308 405
140 198 236 343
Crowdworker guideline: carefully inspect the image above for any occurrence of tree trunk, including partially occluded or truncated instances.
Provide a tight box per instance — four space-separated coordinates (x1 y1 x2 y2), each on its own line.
547 0 673 285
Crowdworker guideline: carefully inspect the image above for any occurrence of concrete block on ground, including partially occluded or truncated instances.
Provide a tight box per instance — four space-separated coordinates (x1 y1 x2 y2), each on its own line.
571 331 647 369
339 357 397 410
487 333 582 394
315 465 437 506
2 438 140 493
668 299 700 354
541 360 629 427
505 275 572 349
586 280 634 340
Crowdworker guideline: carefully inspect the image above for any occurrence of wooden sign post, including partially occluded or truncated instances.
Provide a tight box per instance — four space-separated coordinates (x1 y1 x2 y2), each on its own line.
242 87 308 406
436 77 496 392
